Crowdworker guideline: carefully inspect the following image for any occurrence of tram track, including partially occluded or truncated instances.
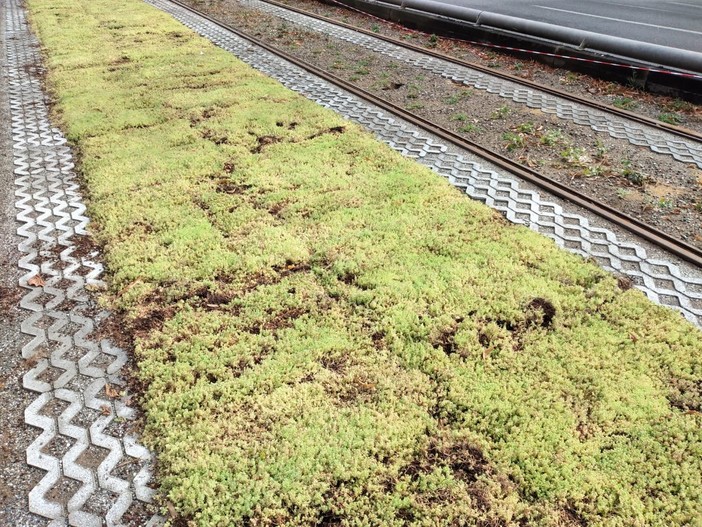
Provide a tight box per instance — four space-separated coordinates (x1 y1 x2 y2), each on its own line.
175 0 702 248
230 0 702 170
258 0 702 145
173 0 702 269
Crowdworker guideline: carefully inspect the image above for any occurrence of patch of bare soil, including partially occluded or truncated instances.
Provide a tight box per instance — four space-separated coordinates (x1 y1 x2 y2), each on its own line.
183 0 702 248
0 284 22 312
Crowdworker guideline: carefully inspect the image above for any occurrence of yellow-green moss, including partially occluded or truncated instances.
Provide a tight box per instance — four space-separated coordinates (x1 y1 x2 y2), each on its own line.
27 0 702 525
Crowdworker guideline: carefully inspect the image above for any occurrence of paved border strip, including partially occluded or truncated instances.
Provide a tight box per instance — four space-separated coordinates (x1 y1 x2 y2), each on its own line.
5 0 163 524
148 0 702 328
236 0 702 169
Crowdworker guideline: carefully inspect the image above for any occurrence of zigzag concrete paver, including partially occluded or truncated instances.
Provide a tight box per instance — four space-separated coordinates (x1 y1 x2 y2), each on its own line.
0 1 44 524
2 0 163 524
0 131 36 513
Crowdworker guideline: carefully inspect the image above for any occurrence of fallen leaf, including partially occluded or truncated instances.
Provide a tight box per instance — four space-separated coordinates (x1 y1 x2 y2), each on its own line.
27 274 45 287
100 405 111 416
105 384 120 398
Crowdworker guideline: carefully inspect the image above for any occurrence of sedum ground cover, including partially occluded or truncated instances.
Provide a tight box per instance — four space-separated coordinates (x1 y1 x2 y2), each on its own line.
27 0 702 525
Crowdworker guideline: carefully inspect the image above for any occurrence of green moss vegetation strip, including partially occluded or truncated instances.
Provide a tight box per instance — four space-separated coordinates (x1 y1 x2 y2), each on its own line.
27 0 702 525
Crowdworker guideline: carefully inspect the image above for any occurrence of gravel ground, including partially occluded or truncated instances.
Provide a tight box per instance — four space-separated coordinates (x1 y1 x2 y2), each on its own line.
0 11 47 527
184 0 702 249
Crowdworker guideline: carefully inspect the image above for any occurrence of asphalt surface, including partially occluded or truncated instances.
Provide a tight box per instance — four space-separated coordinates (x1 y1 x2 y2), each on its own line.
439 0 702 53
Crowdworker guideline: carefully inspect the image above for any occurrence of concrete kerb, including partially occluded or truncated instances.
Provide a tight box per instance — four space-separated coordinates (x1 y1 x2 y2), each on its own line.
476 12 702 74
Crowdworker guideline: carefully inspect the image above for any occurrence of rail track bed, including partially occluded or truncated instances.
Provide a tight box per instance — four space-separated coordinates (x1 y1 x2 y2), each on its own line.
266 0 702 136
152 0 702 325
183 0 702 253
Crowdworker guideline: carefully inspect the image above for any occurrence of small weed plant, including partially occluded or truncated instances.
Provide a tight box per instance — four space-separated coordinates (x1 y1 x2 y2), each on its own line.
583 165 606 177
516 122 535 134
658 112 683 125
444 89 472 105
490 105 510 119
502 132 526 151
594 139 608 160
620 159 645 186
459 123 481 133
353 59 371 76
665 98 692 113
540 129 563 146
562 71 580 84
613 96 637 110
560 146 586 166
656 197 674 210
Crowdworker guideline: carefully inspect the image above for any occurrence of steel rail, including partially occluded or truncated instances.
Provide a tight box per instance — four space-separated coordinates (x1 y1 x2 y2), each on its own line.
171 0 702 268
257 0 702 144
